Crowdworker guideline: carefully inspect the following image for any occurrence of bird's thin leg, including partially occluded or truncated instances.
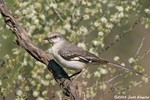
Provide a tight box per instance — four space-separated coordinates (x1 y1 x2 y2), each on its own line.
69 70 82 78
74 68 85 80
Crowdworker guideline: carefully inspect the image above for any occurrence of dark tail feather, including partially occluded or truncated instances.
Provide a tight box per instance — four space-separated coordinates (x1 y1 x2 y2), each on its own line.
107 62 143 75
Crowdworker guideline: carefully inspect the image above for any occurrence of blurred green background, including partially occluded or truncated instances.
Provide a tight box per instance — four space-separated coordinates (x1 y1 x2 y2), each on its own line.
0 0 150 100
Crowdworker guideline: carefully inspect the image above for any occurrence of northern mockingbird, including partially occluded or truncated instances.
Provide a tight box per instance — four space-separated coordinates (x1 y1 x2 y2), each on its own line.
44 33 143 77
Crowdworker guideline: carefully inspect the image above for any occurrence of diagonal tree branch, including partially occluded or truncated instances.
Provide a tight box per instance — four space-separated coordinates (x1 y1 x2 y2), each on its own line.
0 0 84 100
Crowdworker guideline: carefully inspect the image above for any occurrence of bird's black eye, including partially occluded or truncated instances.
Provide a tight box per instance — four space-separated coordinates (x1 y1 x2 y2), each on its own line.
53 36 57 38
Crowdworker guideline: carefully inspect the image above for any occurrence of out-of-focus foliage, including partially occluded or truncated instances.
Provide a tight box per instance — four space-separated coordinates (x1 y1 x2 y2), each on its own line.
0 0 150 100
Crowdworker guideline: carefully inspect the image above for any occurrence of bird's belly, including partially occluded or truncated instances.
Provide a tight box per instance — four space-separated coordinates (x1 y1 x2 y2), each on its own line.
52 52 86 70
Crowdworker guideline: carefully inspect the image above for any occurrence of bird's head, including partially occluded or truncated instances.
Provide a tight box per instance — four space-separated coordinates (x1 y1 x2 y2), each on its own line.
44 32 64 44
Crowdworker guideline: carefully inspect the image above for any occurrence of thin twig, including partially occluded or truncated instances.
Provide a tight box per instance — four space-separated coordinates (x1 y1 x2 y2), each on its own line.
135 37 145 58
112 80 123 87
99 20 139 54
105 74 120 84
53 8 65 22
138 49 150 60
133 76 150 87
69 0 82 30
52 1 65 22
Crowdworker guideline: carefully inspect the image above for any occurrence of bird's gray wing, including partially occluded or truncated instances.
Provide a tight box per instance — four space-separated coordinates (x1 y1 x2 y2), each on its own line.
58 42 108 64
58 42 143 75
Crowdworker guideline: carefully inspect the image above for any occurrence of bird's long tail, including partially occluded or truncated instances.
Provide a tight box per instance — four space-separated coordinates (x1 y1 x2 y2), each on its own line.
107 61 143 75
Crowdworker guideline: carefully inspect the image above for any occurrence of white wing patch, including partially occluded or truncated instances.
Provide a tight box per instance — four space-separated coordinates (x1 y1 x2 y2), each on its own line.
79 56 91 62
70 56 92 63
71 57 80 60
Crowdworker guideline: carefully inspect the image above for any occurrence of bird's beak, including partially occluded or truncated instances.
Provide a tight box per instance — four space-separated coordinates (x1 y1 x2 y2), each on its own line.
44 37 48 40
44 37 53 44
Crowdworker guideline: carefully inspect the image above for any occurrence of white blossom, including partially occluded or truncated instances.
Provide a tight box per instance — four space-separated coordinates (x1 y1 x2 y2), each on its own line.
142 76 149 83
85 8 90 13
107 3 115 8
101 17 107 23
22 2 29 7
41 80 49 86
22 9 28 14
128 57 135 64
44 26 50 33
25 86 30 91
145 24 149 29
76 9 81 16
33 19 39 25
82 1 86 5
82 81 88 86
50 2 57 9
94 71 101 77
80 26 88 33
35 2 41 8
99 84 107 90
125 6 131 12
115 35 120 40
64 23 71 30
45 74 51 79
40 15 45 21
145 8 150 14
100 68 108 75
83 14 90 20
87 2 91 6
42 90 48 96
92 40 100 46
78 42 86 50
33 91 39 97
106 23 114 29
94 21 100 27
102 0 108 4
131 1 136 6
114 56 120 61
121 63 125 66
45 6 49 10
15 10 20 14
110 14 118 23
89 48 98 56
18 75 23 80
86 73 91 79
116 6 124 12
16 90 23 96
118 12 124 18
32 71 38 78
98 32 104 36
23 58 28 66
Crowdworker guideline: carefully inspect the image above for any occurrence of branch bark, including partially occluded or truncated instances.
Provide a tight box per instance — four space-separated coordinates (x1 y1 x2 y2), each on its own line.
0 0 85 100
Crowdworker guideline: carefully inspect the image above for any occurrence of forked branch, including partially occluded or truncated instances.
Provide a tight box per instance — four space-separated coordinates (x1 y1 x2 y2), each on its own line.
0 0 84 100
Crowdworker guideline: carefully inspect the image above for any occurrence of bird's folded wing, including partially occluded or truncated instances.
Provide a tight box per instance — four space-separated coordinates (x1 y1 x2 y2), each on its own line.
58 43 108 64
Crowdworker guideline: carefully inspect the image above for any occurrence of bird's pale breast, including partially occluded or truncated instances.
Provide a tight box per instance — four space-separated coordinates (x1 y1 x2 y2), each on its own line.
51 43 87 70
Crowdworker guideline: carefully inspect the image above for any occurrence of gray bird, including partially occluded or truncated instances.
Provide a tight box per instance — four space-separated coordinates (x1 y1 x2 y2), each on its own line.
44 32 143 77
